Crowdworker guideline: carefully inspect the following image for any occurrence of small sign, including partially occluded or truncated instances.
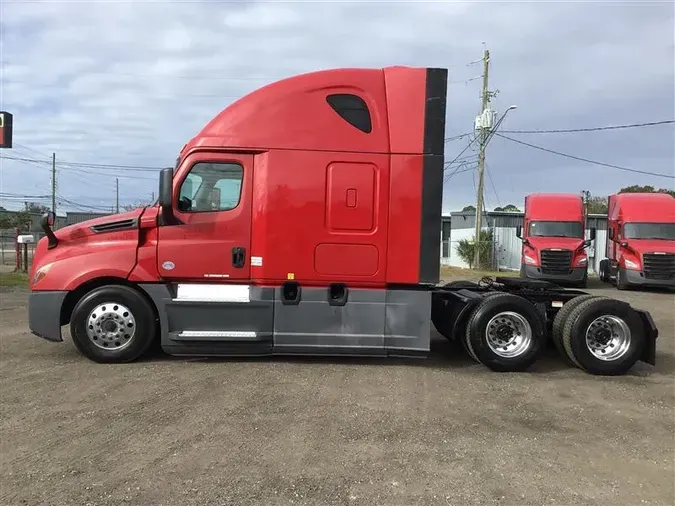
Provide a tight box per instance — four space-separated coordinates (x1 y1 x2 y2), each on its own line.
0 111 13 149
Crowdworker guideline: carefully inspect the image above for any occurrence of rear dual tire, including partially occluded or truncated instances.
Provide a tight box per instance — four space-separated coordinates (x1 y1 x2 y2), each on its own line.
552 296 644 375
462 293 546 372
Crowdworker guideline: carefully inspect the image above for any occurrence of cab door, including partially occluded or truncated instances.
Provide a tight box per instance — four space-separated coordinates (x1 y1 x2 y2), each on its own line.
157 151 253 281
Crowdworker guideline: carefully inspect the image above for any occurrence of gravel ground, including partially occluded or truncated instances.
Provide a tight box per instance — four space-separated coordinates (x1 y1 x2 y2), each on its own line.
0 279 673 506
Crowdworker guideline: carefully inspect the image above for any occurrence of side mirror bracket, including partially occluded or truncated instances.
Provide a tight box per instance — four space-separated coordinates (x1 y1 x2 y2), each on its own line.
40 212 59 250
159 168 178 225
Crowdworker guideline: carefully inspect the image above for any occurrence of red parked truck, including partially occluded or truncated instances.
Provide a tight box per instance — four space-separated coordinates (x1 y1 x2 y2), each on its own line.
516 193 595 288
599 192 675 290
28 66 659 375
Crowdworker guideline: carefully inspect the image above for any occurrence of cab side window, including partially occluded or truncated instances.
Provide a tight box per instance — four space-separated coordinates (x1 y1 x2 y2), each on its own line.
178 162 243 212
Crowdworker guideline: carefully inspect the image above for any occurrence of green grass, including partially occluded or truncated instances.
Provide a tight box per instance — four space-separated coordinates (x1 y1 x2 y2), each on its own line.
0 271 29 288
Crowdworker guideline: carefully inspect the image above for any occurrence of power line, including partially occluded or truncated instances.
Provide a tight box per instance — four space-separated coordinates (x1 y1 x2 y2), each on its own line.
485 164 501 208
444 135 479 169
0 154 163 172
445 132 472 142
2 155 158 181
494 132 675 179
500 119 674 134
444 163 477 182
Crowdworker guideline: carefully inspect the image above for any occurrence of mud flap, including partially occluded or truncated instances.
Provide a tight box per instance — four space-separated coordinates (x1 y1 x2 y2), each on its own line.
635 309 658 365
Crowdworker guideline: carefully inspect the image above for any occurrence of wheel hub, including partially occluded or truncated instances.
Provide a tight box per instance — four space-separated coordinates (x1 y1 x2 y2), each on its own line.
585 315 631 361
485 311 533 358
86 302 136 351
495 324 514 343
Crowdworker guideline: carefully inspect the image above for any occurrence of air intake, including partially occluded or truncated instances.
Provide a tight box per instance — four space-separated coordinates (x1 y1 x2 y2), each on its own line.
90 218 137 234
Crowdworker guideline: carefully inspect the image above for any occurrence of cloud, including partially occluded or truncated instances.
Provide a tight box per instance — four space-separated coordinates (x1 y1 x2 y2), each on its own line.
0 0 673 215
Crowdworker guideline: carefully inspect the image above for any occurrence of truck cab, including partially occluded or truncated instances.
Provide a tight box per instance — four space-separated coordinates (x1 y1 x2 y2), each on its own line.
599 192 675 290
516 193 595 287
28 65 447 361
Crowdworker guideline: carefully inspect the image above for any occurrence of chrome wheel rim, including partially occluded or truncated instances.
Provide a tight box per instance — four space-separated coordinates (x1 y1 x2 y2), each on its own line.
86 302 136 351
485 311 533 358
585 315 631 361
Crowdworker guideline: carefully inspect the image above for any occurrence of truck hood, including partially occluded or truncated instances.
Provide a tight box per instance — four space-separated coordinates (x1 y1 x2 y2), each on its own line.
54 208 145 241
526 237 584 250
621 239 675 254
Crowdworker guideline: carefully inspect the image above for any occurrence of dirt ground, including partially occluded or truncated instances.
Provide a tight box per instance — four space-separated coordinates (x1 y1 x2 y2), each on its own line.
0 279 673 506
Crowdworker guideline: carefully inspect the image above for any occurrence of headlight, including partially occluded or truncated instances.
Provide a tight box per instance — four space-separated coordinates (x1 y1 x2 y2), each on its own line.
524 254 537 265
32 263 53 285
623 258 640 270
575 257 588 266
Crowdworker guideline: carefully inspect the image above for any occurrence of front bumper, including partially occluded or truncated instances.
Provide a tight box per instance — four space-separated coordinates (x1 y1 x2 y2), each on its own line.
523 265 587 284
28 291 68 342
620 268 675 289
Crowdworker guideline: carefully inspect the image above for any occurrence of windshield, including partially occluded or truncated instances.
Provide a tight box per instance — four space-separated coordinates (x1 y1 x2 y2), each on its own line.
528 221 583 238
623 222 675 241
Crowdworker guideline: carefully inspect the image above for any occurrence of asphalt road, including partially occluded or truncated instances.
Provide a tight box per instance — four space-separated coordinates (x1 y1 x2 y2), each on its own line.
0 280 673 506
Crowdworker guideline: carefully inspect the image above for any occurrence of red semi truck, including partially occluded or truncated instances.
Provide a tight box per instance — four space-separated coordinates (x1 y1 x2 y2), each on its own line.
599 192 675 290
516 193 595 288
28 66 658 375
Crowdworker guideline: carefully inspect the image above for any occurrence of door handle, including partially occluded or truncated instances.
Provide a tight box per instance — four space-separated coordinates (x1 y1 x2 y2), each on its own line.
232 247 246 268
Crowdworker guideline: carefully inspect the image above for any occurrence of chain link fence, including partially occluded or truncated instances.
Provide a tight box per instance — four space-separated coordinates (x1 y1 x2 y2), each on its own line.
0 229 45 273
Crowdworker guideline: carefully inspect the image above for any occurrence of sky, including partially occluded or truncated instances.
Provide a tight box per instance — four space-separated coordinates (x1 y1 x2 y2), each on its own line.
0 0 673 216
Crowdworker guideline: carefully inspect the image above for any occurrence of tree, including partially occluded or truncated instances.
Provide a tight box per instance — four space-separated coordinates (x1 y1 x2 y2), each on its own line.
494 204 520 212
121 202 147 211
0 213 12 229
619 185 675 198
461 205 476 212
587 196 608 214
0 210 31 230
23 202 50 214
455 229 494 270
12 211 32 230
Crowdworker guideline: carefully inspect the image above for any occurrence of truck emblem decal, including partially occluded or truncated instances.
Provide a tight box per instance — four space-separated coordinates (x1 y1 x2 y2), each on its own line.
162 261 175 270
204 273 230 278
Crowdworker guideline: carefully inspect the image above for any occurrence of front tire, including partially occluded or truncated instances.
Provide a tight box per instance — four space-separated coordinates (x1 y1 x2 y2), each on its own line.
616 269 629 290
70 285 157 363
463 292 545 372
561 297 645 375
598 259 610 283
575 271 588 289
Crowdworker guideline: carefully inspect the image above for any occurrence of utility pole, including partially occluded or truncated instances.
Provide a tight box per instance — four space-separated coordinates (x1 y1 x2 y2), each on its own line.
116 178 120 213
51 153 56 216
473 48 491 270
581 190 590 228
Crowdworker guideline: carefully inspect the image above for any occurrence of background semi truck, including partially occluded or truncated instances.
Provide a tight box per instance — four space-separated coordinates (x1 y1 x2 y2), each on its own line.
599 192 675 290
27 66 658 376
516 193 595 288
